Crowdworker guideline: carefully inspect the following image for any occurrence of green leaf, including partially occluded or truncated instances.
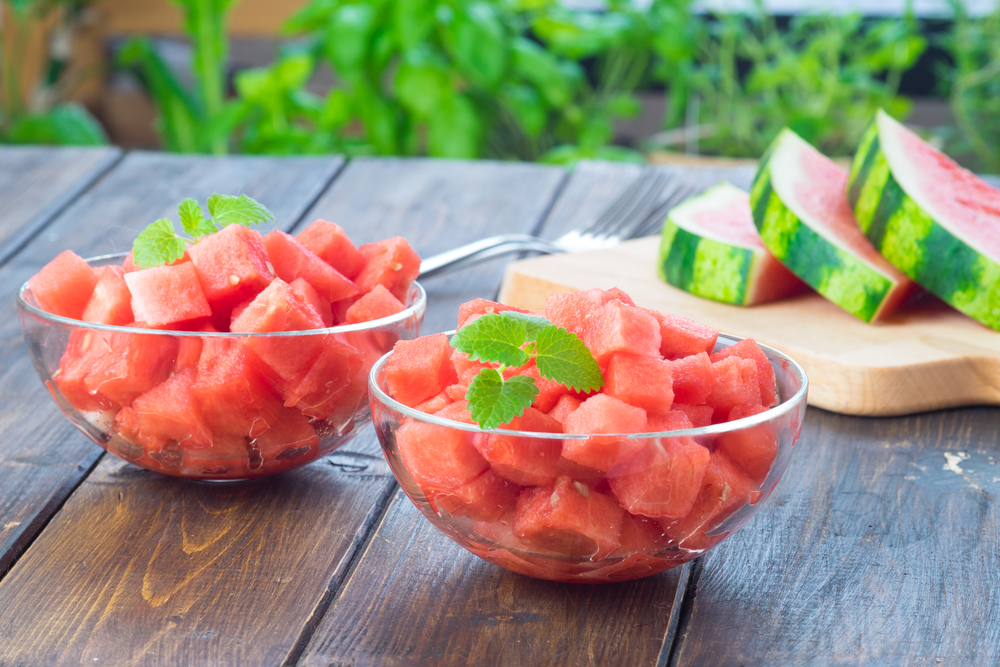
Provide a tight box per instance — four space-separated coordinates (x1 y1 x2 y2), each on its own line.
427 94 482 158
132 219 186 269
206 194 275 228
178 198 215 239
534 325 603 393
466 370 539 429
326 3 379 74
444 2 508 90
451 313 529 367
2 104 108 146
500 311 550 342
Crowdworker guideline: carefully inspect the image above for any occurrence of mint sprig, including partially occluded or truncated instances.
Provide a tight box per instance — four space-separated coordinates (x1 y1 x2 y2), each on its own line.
131 193 274 269
451 312 604 429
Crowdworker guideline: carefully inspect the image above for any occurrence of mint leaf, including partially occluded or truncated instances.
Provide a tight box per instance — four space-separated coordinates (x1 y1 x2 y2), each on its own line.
535 325 604 393
132 219 186 269
500 311 550 341
207 193 274 228
451 313 529 368
466 370 538 429
178 198 215 240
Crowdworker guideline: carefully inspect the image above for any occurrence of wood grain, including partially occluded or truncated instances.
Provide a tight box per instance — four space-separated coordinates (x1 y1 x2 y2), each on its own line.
0 152 342 580
0 146 121 266
670 406 1000 666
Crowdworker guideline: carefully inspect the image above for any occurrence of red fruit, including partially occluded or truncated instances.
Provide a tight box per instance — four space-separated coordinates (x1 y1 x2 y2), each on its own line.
435 399 475 424
717 403 778 484
604 353 674 415
608 437 710 518
81 265 133 326
263 230 359 303
656 313 719 360
290 277 334 327
296 219 364 279
345 284 406 324
354 237 421 301
187 224 273 308
544 288 622 335
646 410 694 431
395 417 489 498
707 356 762 421
430 469 520 522
28 250 98 319
672 403 714 428
515 364 571 413
283 334 363 420
562 393 648 472
383 334 458 407
613 513 672 557
125 262 212 327
578 301 661 366
512 477 625 560
250 407 320 473
548 394 581 424
711 338 777 407
116 368 213 451
668 353 714 405
415 389 453 414
457 299 529 329
471 407 563 486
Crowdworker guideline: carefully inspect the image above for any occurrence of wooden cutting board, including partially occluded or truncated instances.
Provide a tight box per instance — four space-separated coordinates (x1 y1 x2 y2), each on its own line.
498 237 1000 417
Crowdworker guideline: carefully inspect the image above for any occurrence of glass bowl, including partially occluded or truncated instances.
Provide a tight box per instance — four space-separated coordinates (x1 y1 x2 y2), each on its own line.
17 253 426 481
369 333 808 583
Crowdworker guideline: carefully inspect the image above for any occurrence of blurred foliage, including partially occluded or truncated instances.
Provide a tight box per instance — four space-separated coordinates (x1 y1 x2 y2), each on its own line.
0 0 107 145
940 1 1000 173
661 7 926 158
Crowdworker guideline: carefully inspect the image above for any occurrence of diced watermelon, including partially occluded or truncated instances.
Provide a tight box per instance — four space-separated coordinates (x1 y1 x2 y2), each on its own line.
354 237 421 301
608 437 710 518
661 451 755 551
577 301 661 366
445 383 469 402
345 284 406 324
230 278 326 386
395 417 489 501
512 476 625 560
177 435 252 479
290 277 334 327
250 407 320 473
672 403 714 428
125 262 212 327
382 334 458 407
604 353 674 415
187 224 273 308
173 334 205 373
515 364 571 413
471 407 563 486
613 512 672 556
544 288 615 336
668 353 713 405
562 393 648 471
646 410 694 431
262 230 359 303
548 394 581 424
81 265 134 326
66 327 177 410
452 348 493 386
282 334 363 419
706 356 762 421
457 299 529 329
115 367 213 451
435 399 475 424
429 469 520 522
28 250 98 319
415 389 453 414
717 403 778 485
712 338 777 407
296 219 364 279
191 337 284 440
655 313 719 360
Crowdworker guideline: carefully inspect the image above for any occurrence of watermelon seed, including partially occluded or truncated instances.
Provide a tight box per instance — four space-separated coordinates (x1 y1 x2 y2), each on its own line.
228 274 240 286
573 481 590 498
392 262 403 271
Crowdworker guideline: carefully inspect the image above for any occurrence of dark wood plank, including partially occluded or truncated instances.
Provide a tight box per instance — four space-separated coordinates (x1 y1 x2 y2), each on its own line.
300 161 692 667
671 406 1000 665
0 152 343 580
0 146 121 266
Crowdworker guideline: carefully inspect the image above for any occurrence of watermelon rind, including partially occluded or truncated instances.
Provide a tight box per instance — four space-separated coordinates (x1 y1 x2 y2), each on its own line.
847 109 1000 331
658 182 802 306
751 128 912 323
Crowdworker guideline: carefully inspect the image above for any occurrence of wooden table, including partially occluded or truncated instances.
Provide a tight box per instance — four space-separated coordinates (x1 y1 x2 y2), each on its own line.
0 147 997 665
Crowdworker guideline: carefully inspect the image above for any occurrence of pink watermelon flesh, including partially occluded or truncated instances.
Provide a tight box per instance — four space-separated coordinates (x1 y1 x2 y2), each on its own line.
604 353 674 416
289 277 334 327
608 436 711 518
296 219 365 279
457 299 529 328
718 403 779 485
578 301 661 366
263 230 359 303
668 353 714 405
430 469 520 522
383 334 458 407
706 356 762 422
124 262 212 327
656 313 718 360
344 284 406 324
186 224 273 308
471 407 563 486
395 417 489 497
283 334 363 419
354 237 421 301
82 265 133 326
711 338 777 407
562 393 648 472
250 407 320 473
29 250 98 320
116 367 213 451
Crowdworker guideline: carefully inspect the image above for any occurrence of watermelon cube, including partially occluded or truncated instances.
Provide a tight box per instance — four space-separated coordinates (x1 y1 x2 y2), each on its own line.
289 277 334 327
471 407 563 486
548 394 581 424
515 364 571 413
646 410 694 431
604 353 674 415
124 262 212 327
668 353 714 405
706 356 762 421
70 327 177 409
282 334 363 419
415 389 453 414
716 403 778 484
250 406 320 473
712 338 777 407
578 301 661 366
429 469 520 522
672 403 714 428
344 284 406 324
29 250 98 319
543 288 634 336
608 436 710 518
262 230 359 303
614 512 672 556
186 224 273 308
81 265 133 326
656 313 719 360
115 367 213 451
296 219 364 279
395 416 489 500
353 237 421 301
512 476 625 559
383 334 458 408
562 393 648 472
457 299 529 329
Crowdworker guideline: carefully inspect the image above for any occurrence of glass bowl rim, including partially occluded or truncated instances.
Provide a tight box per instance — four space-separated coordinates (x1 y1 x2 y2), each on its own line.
369 331 809 440
17 251 427 338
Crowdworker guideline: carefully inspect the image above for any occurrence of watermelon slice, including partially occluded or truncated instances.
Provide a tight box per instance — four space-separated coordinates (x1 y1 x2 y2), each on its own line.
848 109 1000 331
751 128 914 322
659 183 805 305
28 250 98 320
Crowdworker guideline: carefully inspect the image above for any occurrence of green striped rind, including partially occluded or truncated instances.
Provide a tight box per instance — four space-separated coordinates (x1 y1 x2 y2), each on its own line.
848 111 1000 330
750 136 894 323
658 219 753 305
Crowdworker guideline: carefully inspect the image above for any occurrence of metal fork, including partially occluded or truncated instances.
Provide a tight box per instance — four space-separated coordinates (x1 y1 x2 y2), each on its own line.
418 169 699 279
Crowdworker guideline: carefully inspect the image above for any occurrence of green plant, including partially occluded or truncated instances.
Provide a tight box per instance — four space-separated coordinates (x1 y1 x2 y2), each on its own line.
118 0 240 154
941 1 1000 173
658 7 925 158
0 0 107 145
